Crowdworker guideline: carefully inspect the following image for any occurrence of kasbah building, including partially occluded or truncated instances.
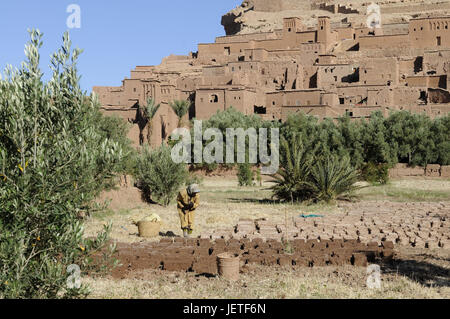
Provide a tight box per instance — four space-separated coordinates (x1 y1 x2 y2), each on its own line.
93 0 450 147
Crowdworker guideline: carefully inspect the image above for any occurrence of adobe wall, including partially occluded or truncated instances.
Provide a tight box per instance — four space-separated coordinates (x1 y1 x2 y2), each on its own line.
266 90 322 108
216 31 279 44
430 104 450 117
409 18 450 49
335 27 355 41
317 64 358 89
423 50 450 74
367 88 393 107
336 85 385 106
340 106 382 118
244 48 269 61
359 34 410 50
406 75 447 89
195 89 226 119
281 105 336 120
93 86 125 107
393 87 424 107
398 57 418 83
389 163 450 178
360 58 399 86
225 89 256 115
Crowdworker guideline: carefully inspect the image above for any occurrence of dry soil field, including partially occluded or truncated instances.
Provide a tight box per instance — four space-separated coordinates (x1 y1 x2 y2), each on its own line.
83 176 450 299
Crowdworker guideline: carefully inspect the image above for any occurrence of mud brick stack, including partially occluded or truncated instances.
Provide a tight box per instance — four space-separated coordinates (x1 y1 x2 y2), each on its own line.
112 238 396 277
234 219 257 239
255 220 281 239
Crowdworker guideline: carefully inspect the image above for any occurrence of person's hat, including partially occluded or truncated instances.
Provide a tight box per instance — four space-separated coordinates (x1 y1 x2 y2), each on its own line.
188 184 200 195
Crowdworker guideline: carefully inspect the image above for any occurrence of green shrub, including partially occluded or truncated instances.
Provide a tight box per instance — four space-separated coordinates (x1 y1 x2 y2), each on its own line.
186 172 204 186
134 145 188 206
97 114 136 180
361 162 390 185
237 163 254 186
0 30 125 298
307 155 360 203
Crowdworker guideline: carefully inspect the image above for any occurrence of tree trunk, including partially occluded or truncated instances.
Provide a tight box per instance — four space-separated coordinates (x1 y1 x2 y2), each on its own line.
147 121 153 147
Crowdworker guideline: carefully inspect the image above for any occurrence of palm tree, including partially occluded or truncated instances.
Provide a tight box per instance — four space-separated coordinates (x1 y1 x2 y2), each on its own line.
169 100 190 128
307 155 360 203
140 98 160 146
270 134 313 203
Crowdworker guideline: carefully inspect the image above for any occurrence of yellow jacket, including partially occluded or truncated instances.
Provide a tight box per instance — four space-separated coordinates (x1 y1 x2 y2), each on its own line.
177 189 200 211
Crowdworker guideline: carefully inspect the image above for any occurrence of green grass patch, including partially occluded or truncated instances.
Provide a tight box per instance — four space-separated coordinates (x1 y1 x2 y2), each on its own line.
357 184 450 202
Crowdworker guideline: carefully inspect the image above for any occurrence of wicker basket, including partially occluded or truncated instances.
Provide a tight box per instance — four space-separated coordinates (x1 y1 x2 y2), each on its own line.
137 220 161 238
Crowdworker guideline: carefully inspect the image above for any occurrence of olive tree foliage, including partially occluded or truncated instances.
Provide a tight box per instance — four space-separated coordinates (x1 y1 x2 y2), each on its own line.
187 107 280 171
133 145 188 206
0 30 127 298
430 114 450 165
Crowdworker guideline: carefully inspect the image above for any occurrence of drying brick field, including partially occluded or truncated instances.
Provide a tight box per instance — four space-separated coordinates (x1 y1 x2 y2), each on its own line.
84 177 450 299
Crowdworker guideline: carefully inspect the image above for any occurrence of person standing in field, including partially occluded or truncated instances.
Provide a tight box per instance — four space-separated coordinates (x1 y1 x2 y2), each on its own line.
177 184 200 238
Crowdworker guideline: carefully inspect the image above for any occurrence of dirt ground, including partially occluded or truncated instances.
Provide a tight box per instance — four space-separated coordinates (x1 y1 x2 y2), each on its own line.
84 176 450 299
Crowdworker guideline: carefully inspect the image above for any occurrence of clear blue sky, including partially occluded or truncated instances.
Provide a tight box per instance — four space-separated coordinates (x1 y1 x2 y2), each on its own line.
0 1 242 92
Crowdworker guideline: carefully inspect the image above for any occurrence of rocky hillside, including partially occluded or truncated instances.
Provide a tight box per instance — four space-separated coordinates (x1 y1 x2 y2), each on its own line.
222 0 450 35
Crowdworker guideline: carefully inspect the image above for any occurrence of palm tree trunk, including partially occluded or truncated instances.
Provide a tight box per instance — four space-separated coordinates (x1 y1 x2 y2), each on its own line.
147 121 153 147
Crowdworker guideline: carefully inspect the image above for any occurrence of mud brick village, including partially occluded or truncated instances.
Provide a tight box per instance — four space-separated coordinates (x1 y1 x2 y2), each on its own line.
1 0 449 299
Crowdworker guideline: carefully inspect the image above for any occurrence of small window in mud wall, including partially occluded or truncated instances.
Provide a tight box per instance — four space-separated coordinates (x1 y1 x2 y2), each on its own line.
254 106 266 114
224 47 231 55
133 88 137 92
210 94 219 103
437 36 441 46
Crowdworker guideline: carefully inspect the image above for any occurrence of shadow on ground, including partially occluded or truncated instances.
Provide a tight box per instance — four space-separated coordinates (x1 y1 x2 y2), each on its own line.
381 256 450 288
227 197 279 204
159 231 179 237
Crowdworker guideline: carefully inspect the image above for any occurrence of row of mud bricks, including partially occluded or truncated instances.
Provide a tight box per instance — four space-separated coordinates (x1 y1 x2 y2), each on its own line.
114 238 395 276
